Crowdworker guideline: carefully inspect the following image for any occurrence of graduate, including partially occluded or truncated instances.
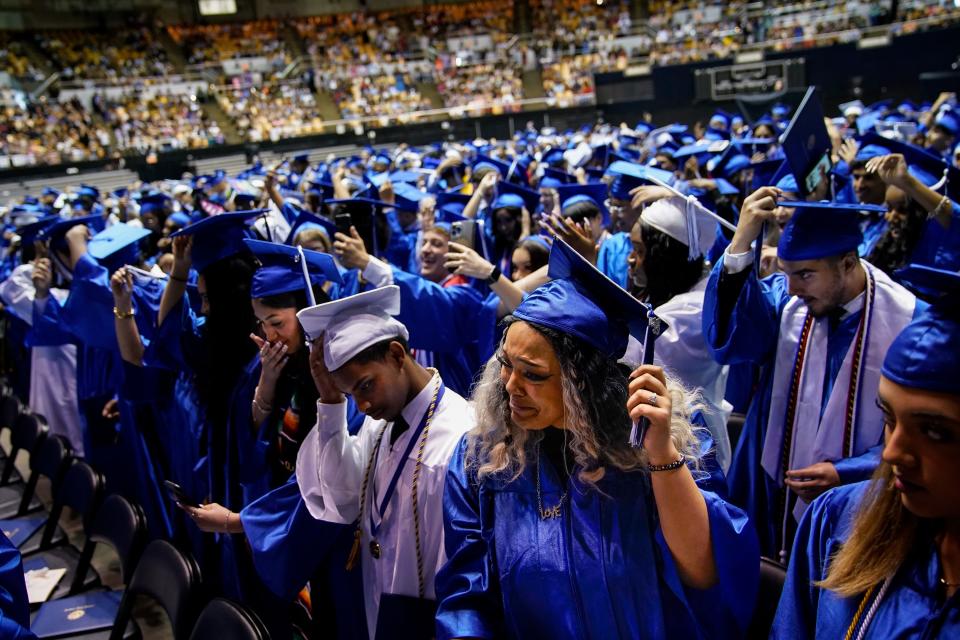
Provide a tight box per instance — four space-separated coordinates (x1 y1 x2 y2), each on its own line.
296 285 475 639
435 240 759 639
772 264 960 638
702 187 924 560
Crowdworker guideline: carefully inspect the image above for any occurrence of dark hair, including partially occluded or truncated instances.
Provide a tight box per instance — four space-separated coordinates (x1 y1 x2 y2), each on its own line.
516 238 549 272
493 206 523 248
867 201 927 275
561 199 602 226
256 284 330 312
639 220 705 307
343 335 410 368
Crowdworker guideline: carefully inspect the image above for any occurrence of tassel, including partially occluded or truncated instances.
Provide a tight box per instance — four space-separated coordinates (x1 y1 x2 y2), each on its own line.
345 528 361 571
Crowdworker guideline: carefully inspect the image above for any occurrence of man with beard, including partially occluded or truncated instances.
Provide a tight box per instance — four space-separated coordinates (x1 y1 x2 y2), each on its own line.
702 187 924 562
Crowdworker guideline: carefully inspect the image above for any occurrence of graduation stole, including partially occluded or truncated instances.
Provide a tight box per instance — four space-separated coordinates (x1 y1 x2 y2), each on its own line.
763 262 914 518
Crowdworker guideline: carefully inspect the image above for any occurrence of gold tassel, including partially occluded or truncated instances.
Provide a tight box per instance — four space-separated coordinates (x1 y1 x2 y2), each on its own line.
345 528 361 571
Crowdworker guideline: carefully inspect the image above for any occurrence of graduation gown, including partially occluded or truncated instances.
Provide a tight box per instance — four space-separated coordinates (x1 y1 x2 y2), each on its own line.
0 532 33 639
596 231 632 289
702 256 921 557
297 373 475 638
435 436 760 639
773 481 960 638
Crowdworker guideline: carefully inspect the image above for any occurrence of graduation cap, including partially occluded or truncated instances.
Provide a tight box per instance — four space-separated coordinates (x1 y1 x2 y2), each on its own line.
325 198 389 256
542 167 574 184
771 102 792 118
605 161 675 201
539 176 565 190
472 154 510 178
435 191 471 219
392 182 427 213
706 144 751 179
292 153 311 165
233 193 259 210
861 133 960 201
749 158 786 191
556 183 609 224
87 223 152 272
41 187 60 198
780 87 832 197
139 192 170 217
839 100 865 117
76 184 100 200
244 239 342 300
777 201 865 261
297 285 409 370
169 210 264 273
16 215 61 245
306 181 334 200
495 181 539 213
284 207 337 245
882 265 960 394
38 214 101 255
388 170 427 186
515 238 654 360
934 109 960 136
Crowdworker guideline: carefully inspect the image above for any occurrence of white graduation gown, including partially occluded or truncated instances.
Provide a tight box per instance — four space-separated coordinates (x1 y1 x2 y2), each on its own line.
296 373 474 638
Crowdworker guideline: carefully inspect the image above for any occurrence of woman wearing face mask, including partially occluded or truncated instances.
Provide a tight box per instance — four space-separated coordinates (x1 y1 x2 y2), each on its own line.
435 242 760 639
772 264 960 638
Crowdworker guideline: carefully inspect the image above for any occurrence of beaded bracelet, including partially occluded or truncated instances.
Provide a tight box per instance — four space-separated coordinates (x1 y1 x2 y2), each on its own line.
113 306 135 320
648 457 685 472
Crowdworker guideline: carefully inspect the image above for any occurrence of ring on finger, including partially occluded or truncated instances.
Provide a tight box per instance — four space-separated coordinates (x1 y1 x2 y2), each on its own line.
647 392 658 406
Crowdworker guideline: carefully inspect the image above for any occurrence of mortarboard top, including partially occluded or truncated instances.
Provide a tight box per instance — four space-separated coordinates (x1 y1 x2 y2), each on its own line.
244 238 342 300
367 171 391 188
934 109 960 136
306 181 334 200
712 178 740 196
284 207 337 245
41 187 61 198
39 214 101 256
780 87 832 197
77 185 100 200
491 193 526 211
542 167 574 184
556 182 609 223
707 143 751 178
435 191 470 210
139 192 170 216
170 209 265 273
513 238 653 359
776 201 864 261
388 170 427 185
472 154 510 178
292 153 311 165
496 181 540 213
17 215 61 245
605 161 675 201
752 114 777 130
391 182 427 214
168 212 191 228
749 158 786 191
539 176 564 190
87 222 152 270
634 122 654 135
297 285 409 371
436 207 467 225
542 149 566 167
673 142 715 163
771 102 791 117
882 264 960 394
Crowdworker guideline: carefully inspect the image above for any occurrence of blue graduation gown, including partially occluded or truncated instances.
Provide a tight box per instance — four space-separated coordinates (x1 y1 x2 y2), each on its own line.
436 437 760 639
773 481 960 638
701 260 891 557
597 231 631 289
910 202 960 273
0 532 34 639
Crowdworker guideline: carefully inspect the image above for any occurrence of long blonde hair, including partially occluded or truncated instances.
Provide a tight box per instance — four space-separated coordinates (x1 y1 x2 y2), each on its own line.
817 463 919 597
466 319 703 487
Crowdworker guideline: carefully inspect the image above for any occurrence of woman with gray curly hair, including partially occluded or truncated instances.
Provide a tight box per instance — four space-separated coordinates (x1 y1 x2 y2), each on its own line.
435 243 760 639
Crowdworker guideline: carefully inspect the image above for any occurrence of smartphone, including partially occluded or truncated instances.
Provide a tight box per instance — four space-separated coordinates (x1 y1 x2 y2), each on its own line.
450 220 476 249
164 480 200 508
334 212 354 237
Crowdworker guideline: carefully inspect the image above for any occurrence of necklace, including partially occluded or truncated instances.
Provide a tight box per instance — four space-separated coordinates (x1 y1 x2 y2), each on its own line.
535 437 569 520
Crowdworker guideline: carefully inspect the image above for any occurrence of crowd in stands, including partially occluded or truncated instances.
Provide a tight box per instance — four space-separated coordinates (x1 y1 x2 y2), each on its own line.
98 93 224 153
0 97 112 167
34 25 175 80
0 33 45 81
216 82 325 142
167 19 291 70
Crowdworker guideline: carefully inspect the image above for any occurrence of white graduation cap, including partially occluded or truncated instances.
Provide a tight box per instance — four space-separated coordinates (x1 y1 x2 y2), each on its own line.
639 175 737 260
839 100 864 117
297 285 409 371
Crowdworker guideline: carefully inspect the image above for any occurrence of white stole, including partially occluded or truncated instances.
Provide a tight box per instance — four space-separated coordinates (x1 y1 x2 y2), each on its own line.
762 262 915 519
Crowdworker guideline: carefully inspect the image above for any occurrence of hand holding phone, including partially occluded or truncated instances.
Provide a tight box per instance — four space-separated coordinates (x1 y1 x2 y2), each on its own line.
164 480 200 508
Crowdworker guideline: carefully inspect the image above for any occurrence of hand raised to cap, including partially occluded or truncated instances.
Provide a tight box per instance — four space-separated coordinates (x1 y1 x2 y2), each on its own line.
729 186 782 254
308 334 345 404
864 153 909 189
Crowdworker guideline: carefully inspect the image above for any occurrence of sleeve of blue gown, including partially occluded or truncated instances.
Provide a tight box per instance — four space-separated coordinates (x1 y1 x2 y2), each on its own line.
391 268 490 353
769 485 857 639
702 257 789 366
833 443 881 484
596 232 631 289
27 296 74 347
240 473 351 601
229 358 272 507
656 491 760 639
0 533 35 639
690 411 728 498
910 204 960 272
435 437 503 640
61 254 119 352
143 296 203 372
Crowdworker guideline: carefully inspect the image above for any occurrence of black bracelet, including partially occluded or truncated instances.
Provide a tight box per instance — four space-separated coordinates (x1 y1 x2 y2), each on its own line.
485 264 502 285
648 456 685 472
169 273 188 283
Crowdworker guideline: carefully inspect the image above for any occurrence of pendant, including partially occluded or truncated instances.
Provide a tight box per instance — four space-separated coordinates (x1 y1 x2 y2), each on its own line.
369 539 381 559
539 505 562 520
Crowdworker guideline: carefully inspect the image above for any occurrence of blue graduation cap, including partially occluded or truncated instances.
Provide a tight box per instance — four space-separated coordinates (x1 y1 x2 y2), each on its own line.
771 102 792 119
284 207 337 245
306 181 334 200
38 214 101 255
292 153 311 165
472 154 510 178
392 182 427 213
780 87 832 197
87 223 152 271
232 193 258 209
542 167 574 184
169 210 265 273
139 192 169 217
168 212 191 228
861 133 960 201
556 183 609 223
605 161 675 201
934 109 960 137
882 264 960 394
77 184 100 200
542 149 566 167
17 215 61 245
539 176 564 190
514 238 654 360
388 170 426 186
707 144 751 179
435 192 470 219
496 181 539 212
244 239 343 299
777 201 864 261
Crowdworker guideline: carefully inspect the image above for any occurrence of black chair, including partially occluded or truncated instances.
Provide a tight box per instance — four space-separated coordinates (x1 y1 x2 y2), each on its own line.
189 598 270 640
70 494 148 595
109 539 202 640
22 460 105 602
0 415 54 517
0 392 21 462
0 411 46 488
747 556 788 639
